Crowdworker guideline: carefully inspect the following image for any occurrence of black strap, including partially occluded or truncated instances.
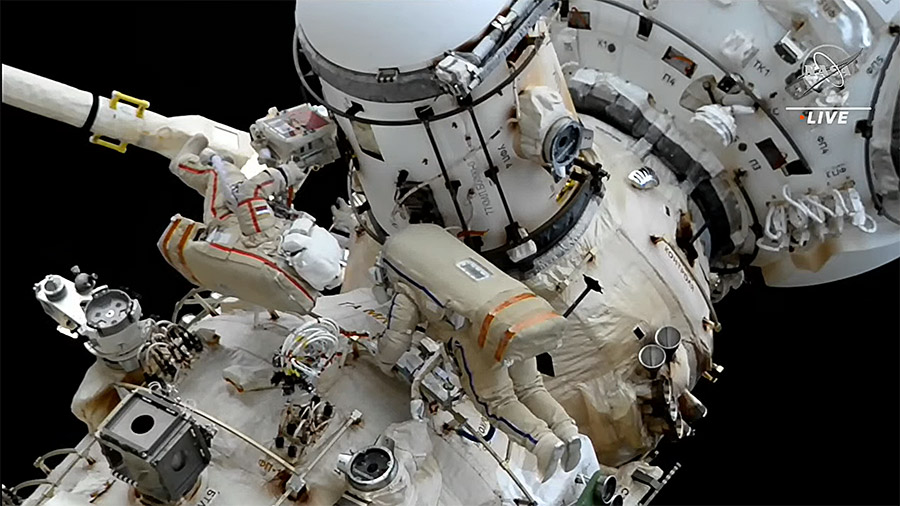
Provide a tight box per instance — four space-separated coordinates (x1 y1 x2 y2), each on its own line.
81 93 99 131
274 164 290 185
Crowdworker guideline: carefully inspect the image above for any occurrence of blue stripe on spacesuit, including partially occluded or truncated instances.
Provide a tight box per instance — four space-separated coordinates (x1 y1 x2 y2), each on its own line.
452 341 539 446
383 261 536 446
387 295 396 327
383 259 444 308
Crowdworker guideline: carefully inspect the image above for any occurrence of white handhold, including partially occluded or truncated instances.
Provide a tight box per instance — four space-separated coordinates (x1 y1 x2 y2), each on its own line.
720 30 757 68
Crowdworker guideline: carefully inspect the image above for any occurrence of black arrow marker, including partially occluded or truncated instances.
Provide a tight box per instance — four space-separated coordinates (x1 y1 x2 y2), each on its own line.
536 275 603 377
563 274 603 318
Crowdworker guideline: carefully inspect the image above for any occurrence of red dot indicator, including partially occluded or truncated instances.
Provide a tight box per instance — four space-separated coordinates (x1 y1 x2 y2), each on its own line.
799 115 805 120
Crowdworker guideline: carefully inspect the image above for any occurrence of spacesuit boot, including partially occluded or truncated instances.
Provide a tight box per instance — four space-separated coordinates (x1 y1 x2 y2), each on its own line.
561 436 582 473
533 433 565 482
508 358 582 472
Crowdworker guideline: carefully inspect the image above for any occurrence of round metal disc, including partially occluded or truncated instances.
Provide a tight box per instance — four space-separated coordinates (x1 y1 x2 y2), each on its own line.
639 344 666 370
655 326 681 350
85 289 134 334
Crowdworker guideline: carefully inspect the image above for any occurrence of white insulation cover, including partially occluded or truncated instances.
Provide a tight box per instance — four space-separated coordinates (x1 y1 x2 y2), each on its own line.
522 117 716 465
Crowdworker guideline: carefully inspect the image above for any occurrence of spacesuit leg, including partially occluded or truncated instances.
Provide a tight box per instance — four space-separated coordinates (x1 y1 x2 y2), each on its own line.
376 291 420 373
508 358 578 437
508 358 582 471
449 339 564 481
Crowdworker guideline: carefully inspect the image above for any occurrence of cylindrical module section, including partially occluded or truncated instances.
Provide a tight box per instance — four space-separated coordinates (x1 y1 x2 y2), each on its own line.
295 1 589 255
319 43 580 251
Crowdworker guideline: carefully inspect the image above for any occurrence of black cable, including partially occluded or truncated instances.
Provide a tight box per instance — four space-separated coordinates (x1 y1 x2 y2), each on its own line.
689 221 709 245
466 106 516 226
420 114 469 236
710 175 761 274
456 424 496 443
273 164 292 188
863 32 900 226
81 93 99 131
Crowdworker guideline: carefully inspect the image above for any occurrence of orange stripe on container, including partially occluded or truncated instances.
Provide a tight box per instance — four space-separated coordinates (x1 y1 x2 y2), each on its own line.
477 293 535 348
495 312 561 362
160 218 182 266
177 223 200 284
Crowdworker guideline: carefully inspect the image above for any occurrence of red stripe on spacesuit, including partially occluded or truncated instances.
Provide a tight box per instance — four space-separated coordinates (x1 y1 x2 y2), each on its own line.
495 312 562 362
207 243 314 302
478 293 536 348
178 164 207 175
238 197 267 233
178 164 220 219
246 201 261 232
254 179 275 198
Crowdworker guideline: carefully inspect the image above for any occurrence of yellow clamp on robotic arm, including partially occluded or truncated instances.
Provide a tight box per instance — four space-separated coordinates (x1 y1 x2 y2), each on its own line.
89 90 150 153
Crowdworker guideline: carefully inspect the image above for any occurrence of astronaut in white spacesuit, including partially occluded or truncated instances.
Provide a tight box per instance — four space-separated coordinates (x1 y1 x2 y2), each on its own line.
379 288 581 482
375 226 582 482
159 133 344 314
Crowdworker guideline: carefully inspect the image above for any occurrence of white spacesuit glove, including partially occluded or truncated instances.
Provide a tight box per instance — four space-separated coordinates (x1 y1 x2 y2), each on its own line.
331 198 357 233
410 399 426 421
330 197 357 249
282 215 345 291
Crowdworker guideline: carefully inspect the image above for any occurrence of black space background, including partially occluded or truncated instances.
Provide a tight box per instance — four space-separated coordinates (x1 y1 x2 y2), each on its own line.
0 2 898 505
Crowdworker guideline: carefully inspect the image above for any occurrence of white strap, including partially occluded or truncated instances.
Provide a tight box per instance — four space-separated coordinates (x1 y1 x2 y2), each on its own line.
783 185 824 224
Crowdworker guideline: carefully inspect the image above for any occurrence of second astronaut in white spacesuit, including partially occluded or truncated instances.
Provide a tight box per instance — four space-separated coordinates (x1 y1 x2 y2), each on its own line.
159 133 344 315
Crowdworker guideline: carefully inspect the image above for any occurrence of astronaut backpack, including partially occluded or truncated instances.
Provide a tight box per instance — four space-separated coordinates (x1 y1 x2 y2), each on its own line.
381 224 567 363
